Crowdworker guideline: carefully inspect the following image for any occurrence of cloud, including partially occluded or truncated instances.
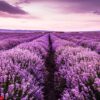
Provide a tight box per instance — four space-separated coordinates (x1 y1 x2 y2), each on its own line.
0 11 37 19
0 1 27 14
17 0 100 15
42 0 100 15
14 0 33 4
92 10 100 15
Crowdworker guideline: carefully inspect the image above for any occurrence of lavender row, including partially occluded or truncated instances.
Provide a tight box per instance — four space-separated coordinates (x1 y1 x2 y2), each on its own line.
0 34 49 100
55 32 100 54
55 32 100 42
51 35 100 100
0 32 44 40
0 33 44 51
67 37 100 54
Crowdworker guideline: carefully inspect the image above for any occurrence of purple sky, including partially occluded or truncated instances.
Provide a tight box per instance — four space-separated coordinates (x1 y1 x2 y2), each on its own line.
0 0 100 31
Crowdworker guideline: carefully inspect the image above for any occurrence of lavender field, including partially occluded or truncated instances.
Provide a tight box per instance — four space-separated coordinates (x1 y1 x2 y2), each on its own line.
0 31 100 100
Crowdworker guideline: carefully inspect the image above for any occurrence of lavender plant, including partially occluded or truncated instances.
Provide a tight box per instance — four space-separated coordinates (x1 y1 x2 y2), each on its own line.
51 34 100 100
0 34 49 100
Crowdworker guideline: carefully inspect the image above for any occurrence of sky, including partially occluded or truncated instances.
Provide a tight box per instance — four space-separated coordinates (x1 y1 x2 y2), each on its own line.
0 0 100 31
